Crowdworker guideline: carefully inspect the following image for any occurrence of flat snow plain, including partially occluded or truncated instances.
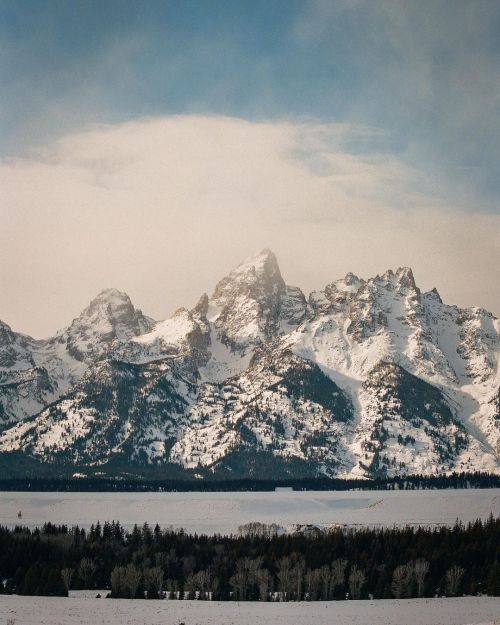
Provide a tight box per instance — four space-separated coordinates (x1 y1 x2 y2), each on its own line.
1 488 499 533
0 594 499 625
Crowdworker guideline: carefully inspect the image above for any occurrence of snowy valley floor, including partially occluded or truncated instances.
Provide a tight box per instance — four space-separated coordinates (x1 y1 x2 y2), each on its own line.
1 488 499 534
0 594 499 625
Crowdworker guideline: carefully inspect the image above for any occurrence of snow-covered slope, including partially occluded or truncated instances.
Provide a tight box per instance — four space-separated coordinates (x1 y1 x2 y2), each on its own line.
170 348 354 476
0 289 154 428
0 251 498 478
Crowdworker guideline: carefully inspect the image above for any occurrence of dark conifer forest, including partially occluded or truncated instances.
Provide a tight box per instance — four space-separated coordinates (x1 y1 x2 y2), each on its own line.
1 516 499 601
1 471 498 493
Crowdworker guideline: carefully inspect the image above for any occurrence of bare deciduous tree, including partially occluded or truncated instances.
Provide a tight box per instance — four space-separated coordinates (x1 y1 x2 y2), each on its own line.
111 564 142 599
124 563 142 598
414 559 430 597
445 565 465 596
230 557 263 600
193 569 212 600
238 522 281 538
290 554 306 601
391 562 414 598
277 557 293 601
111 565 127 597
61 567 74 593
305 568 322 601
331 558 348 594
348 565 365 600
318 565 331 600
256 568 271 601
144 566 164 598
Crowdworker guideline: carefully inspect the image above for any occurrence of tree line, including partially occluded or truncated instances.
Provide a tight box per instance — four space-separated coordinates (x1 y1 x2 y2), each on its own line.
0 471 498 492
0 515 499 600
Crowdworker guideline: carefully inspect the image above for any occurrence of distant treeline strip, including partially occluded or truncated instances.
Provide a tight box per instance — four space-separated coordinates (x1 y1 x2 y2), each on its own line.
0 471 499 492
1 516 499 600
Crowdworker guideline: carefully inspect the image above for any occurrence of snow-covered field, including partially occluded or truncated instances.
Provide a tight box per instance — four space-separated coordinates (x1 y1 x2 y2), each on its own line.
1 488 499 534
0 594 499 625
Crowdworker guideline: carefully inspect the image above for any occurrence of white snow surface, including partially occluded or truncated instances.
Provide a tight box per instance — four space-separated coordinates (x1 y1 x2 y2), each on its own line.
131 309 198 359
0 594 499 625
1 489 499 534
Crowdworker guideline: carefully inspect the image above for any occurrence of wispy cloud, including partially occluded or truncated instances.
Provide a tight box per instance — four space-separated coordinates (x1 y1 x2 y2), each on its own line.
3 1 499 210
294 0 500 206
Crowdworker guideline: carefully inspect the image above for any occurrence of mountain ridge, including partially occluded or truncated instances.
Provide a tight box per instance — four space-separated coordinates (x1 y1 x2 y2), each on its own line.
0 250 498 479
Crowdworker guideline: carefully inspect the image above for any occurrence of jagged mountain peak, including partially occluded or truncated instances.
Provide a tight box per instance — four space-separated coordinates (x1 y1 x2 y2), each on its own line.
74 287 148 324
0 319 16 345
344 271 362 285
313 267 422 316
73 288 137 323
208 250 307 353
374 266 418 290
0 320 35 371
395 265 414 277
232 248 278 274
425 287 442 303
334 272 365 293
394 266 417 290
212 248 283 301
93 287 130 301
60 288 154 361
310 272 364 314
192 293 209 318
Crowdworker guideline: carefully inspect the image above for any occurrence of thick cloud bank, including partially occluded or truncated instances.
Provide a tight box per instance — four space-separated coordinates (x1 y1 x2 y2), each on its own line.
1 115 498 337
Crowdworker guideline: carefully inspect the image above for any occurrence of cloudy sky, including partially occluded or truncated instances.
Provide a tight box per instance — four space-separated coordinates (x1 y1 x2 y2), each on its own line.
1 0 499 337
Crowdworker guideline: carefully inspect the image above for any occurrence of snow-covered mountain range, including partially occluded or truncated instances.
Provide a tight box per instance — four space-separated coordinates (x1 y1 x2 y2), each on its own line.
0 250 498 478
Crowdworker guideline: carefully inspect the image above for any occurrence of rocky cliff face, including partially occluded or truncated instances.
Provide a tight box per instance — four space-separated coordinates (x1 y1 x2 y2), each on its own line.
0 250 498 478
59 288 154 362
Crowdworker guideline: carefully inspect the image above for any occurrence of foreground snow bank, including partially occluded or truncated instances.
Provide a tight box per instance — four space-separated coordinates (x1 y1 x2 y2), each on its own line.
0 595 499 625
